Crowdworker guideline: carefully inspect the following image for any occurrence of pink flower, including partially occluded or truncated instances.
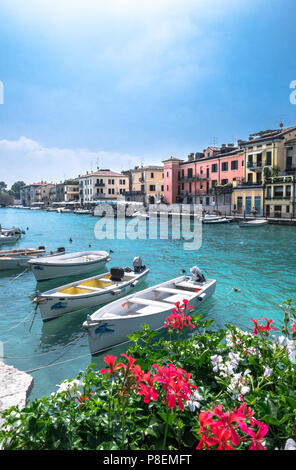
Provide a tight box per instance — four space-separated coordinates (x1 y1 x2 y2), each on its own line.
239 419 268 450
101 355 124 376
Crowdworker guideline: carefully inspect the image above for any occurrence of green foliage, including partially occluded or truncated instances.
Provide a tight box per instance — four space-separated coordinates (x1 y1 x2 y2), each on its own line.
1 308 296 450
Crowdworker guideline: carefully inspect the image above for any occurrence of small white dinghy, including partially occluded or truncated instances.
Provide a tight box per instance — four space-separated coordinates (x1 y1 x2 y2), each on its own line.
34 257 149 322
239 219 268 227
0 246 65 271
28 250 110 281
83 266 216 355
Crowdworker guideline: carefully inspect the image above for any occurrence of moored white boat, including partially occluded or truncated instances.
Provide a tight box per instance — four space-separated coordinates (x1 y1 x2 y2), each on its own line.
0 228 22 244
239 219 268 227
74 209 92 214
202 215 232 224
83 266 216 355
28 250 110 281
35 257 149 322
0 246 65 271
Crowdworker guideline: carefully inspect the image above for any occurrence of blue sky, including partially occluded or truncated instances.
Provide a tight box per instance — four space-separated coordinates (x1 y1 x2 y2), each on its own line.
0 0 296 186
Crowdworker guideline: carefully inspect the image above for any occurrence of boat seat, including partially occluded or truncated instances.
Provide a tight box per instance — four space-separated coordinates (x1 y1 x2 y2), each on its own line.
162 294 194 304
127 297 169 308
77 285 103 292
154 287 194 296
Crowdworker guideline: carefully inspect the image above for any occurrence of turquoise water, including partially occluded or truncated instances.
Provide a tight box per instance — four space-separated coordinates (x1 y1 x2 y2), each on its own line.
0 208 295 400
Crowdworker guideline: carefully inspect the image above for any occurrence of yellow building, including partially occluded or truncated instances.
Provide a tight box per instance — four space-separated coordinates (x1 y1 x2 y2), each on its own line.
264 175 295 218
130 165 164 204
233 125 296 216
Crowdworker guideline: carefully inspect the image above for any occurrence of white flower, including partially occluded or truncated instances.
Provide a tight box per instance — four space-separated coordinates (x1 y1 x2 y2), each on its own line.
185 390 202 412
284 438 296 450
56 379 82 397
228 352 241 364
210 354 223 372
263 366 273 378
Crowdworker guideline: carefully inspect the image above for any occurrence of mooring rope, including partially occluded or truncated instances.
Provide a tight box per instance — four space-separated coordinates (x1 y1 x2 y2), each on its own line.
0 267 30 287
0 308 35 333
0 333 87 360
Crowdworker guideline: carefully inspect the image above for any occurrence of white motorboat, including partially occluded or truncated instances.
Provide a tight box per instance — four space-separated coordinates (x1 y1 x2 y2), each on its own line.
0 229 22 244
28 250 110 281
239 219 268 227
202 214 232 224
83 266 216 355
34 257 149 322
74 209 92 214
0 246 65 271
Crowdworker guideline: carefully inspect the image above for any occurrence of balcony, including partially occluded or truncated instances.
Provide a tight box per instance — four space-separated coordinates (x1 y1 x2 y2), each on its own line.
95 182 105 187
247 161 263 171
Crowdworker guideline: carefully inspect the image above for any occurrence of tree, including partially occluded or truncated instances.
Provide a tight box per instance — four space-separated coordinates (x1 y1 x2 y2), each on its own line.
10 181 26 199
0 181 7 192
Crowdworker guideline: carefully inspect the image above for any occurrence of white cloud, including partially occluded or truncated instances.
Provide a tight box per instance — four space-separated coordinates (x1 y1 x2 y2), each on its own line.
0 136 152 187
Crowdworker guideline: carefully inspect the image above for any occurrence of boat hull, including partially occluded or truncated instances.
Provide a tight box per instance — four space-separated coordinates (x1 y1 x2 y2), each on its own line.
38 269 149 321
83 278 216 355
29 251 110 281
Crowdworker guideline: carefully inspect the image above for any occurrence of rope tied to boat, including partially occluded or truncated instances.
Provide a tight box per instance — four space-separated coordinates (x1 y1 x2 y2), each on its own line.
0 267 30 288
0 307 35 333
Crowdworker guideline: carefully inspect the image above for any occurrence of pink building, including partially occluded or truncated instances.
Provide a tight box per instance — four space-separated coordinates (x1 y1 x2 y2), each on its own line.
163 145 244 213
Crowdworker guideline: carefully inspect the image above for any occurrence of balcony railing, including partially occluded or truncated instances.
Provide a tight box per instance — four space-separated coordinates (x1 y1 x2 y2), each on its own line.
247 161 263 170
95 182 105 187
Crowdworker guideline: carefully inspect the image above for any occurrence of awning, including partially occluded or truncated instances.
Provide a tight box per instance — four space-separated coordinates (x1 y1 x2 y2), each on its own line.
247 149 263 155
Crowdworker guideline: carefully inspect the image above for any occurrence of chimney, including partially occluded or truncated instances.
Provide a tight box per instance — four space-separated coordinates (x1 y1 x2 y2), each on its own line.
187 153 194 161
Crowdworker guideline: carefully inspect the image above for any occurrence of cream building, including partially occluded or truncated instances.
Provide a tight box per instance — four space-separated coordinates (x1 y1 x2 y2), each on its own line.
78 170 128 204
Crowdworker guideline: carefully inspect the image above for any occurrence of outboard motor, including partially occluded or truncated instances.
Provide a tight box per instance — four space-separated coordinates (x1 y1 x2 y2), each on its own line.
110 267 125 281
57 247 65 253
190 266 206 283
133 256 145 273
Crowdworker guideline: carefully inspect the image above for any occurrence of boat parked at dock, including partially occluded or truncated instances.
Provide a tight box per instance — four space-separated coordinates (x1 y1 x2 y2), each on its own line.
34 257 149 322
0 246 65 271
202 214 232 224
83 266 216 355
28 250 110 281
239 219 268 227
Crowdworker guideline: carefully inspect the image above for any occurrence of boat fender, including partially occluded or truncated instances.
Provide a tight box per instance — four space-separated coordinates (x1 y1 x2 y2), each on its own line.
131 280 138 287
111 289 122 295
34 296 47 304
197 293 206 302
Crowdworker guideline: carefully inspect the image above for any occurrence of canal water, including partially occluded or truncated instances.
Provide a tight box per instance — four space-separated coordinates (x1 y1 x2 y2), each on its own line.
0 208 295 400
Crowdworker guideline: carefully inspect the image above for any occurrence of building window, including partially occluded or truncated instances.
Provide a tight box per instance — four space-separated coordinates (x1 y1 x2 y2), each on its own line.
286 185 291 197
212 180 217 188
150 172 154 178
161 185 164 191
231 160 238 170
247 173 253 183
266 151 272 166
149 185 155 191
222 162 228 171
188 168 193 178
221 179 228 185
211 163 217 173
274 186 284 198
286 205 290 213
